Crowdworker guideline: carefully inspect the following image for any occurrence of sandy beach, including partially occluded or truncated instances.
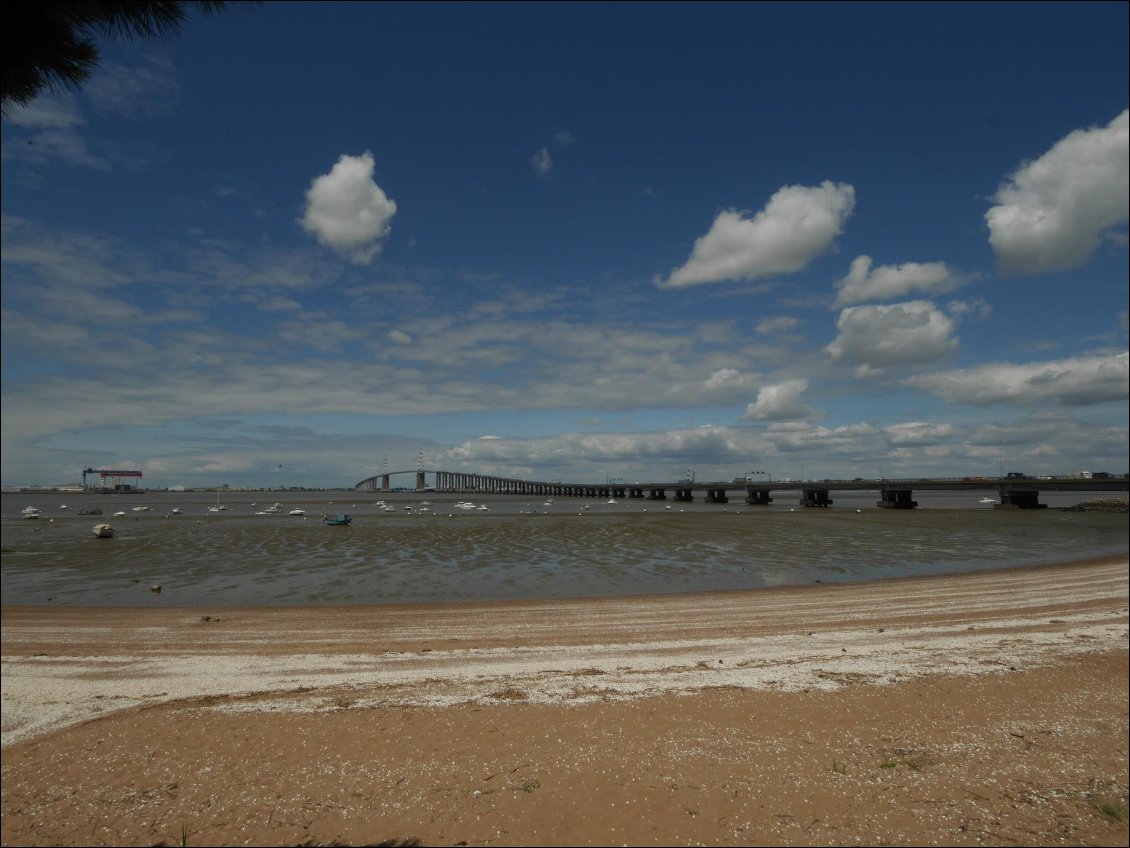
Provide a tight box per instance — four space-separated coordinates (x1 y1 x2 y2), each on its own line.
2 556 1127 846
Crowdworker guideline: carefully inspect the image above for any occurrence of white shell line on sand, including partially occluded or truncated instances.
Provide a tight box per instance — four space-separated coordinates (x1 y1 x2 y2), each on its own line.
2 557 1126 748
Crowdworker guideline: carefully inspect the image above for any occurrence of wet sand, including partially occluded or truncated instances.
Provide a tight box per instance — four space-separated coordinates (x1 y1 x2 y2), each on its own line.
2 556 1128 846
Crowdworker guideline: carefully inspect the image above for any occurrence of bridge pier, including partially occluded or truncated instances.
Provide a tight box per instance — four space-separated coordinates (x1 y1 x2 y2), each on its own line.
704 487 728 504
801 488 833 507
674 488 694 502
996 489 1047 509
878 488 917 509
745 487 773 506
647 488 667 500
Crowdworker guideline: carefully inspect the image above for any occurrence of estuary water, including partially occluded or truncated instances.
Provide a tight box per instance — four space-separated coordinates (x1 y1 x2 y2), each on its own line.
2 489 1126 607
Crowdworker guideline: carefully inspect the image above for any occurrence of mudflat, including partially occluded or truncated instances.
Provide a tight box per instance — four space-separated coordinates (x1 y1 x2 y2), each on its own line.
2 557 1127 846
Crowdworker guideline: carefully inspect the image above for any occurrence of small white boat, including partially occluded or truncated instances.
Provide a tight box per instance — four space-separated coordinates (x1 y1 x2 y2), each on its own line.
92 523 115 538
170 508 182 515
132 505 151 512
979 497 998 504
113 510 127 517
20 506 41 520
289 508 306 516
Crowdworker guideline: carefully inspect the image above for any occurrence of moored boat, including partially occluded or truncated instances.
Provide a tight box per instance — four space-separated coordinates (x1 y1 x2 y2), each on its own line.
323 514 352 526
92 523 115 538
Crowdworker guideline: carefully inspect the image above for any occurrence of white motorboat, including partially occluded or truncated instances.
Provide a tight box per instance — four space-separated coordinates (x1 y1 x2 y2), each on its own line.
289 508 306 516
20 506 41 520
92 523 115 538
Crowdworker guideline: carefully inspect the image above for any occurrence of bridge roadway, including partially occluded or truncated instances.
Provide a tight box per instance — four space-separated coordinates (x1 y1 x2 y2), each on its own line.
354 471 1127 509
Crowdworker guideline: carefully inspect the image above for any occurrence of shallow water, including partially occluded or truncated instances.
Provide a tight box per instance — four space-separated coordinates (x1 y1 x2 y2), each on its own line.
2 490 1126 606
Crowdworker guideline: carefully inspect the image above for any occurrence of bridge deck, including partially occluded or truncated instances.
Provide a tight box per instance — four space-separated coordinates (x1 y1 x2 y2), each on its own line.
355 471 1126 495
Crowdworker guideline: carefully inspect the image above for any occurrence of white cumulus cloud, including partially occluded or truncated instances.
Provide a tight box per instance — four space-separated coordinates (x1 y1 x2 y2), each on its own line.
834 255 970 306
659 181 855 288
946 297 993 321
755 316 800 334
743 379 815 421
85 56 180 118
702 368 748 392
2 93 109 170
4 93 83 129
908 352 1129 406
986 109 1129 274
883 421 957 447
300 152 397 265
827 301 958 377
531 146 552 179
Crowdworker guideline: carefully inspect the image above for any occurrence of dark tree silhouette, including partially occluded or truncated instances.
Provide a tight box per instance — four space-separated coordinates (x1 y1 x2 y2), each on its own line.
1 1 253 116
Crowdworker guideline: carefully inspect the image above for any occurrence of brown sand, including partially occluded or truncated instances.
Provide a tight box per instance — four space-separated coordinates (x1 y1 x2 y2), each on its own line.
2 557 1127 847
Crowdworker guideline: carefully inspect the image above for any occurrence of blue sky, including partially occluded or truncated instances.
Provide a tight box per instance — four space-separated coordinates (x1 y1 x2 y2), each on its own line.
2 1 1127 489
